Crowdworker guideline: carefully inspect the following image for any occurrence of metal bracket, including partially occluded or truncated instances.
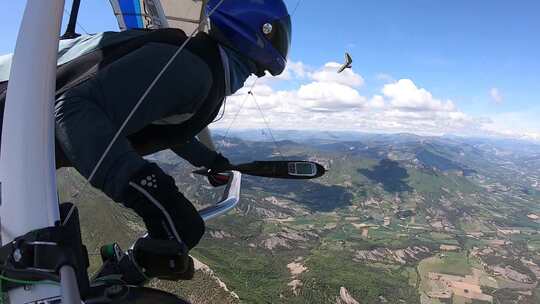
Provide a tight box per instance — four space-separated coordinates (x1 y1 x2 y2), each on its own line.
199 170 241 221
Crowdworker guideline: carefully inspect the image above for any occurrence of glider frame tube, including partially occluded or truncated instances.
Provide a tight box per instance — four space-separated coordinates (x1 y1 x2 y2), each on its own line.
0 1 81 303
199 171 242 221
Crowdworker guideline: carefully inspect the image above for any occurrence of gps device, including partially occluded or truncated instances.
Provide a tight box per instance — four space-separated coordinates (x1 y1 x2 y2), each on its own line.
288 162 317 177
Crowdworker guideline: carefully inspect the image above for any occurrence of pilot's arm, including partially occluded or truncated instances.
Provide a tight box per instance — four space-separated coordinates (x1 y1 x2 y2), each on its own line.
171 137 231 170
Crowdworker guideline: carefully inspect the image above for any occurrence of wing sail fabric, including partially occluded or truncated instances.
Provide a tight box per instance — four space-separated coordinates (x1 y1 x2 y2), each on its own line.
109 0 207 32
161 0 208 32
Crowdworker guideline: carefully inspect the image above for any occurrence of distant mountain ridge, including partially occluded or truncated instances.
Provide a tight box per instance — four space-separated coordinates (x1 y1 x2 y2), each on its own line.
212 128 540 146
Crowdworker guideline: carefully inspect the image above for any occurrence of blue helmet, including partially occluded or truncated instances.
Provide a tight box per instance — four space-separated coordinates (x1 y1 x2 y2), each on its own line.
207 0 292 76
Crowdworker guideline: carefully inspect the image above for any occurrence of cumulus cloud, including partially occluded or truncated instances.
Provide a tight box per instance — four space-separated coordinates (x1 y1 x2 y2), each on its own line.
382 79 456 112
275 61 309 80
369 95 385 109
297 82 365 111
310 62 364 87
212 62 537 141
489 87 503 104
481 110 540 141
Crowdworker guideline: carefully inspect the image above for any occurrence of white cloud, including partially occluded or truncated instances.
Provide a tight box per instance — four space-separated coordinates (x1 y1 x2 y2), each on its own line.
382 79 456 112
275 61 309 80
369 95 385 109
297 82 365 111
481 110 540 141
310 62 364 87
287 61 308 79
489 87 503 104
212 62 538 142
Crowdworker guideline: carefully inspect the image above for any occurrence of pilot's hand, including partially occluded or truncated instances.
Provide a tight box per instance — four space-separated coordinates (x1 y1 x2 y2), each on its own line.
206 154 232 187
208 172 230 187
208 153 232 172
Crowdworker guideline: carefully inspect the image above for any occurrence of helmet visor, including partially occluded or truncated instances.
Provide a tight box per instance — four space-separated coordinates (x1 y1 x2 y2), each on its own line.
268 15 291 59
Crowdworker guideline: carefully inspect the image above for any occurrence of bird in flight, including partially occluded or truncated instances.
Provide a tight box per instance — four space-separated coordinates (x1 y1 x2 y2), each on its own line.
337 52 353 73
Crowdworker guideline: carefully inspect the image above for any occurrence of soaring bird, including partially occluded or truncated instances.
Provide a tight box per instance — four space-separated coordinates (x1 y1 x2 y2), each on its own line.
337 52 353 73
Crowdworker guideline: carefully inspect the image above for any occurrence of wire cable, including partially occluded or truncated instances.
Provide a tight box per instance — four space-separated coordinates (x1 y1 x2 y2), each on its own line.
0 276 59 304
249 91 286 160
0 265 60 282
220 78 258 141
0 275 59 286
0 267 60 304
291 0 304 16
63 0 89 35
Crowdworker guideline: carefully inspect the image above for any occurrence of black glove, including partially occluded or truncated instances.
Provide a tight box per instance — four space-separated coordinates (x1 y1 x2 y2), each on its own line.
122 163 205 250
208 153 232 172
208 173 231 187
207 153 232 187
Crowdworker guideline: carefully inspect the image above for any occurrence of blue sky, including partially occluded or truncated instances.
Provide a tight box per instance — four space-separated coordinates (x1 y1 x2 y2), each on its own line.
1 0 538 140
290 0 539 115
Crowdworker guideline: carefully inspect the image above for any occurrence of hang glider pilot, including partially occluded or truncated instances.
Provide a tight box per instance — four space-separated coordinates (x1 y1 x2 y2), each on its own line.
0 0 291 281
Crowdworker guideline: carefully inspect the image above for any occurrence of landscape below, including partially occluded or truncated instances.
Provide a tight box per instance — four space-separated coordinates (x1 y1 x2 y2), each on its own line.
57 131 540 304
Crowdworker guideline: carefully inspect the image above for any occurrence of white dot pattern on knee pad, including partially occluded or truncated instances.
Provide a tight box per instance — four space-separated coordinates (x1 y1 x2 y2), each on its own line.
140 175 158 189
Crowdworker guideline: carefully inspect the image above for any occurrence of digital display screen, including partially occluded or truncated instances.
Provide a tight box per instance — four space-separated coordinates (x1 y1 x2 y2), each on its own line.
295 163 315 175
